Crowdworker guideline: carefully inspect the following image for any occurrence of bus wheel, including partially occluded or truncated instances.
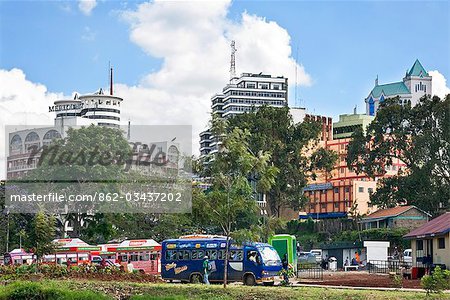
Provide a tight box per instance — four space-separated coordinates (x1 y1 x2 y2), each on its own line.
190 273 203 284
243 274 256 286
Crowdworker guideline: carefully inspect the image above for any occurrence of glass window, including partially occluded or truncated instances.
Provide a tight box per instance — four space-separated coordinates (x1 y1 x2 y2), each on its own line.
191 250 198 260
229 250 243 261
183 250 191 260
334 187 339 193
321 203 326 209
438 238 445 249
218 250 226 260
416 240 424 251
334 203 339 208
345 187 350 193
207 250 218 260
140 253 150 261
368 188 374 194
197 250 205 260
358 187 364 193
130 253 139 262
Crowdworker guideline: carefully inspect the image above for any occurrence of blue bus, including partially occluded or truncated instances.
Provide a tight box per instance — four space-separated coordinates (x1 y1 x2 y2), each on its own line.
161 237 282 285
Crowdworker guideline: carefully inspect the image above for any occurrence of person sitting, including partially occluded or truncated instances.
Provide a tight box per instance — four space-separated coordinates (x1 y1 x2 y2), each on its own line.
351 257 358 266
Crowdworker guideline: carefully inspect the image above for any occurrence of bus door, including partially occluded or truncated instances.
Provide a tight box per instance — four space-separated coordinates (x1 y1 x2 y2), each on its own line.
227 249 244 281
245 248 261 277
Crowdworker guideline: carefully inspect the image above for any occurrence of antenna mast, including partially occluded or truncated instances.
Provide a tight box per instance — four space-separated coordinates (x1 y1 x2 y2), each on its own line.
110 64 113 96
230 40 237 81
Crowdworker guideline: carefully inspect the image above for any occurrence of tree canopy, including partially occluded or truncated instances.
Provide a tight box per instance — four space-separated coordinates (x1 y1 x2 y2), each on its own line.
347 95 450 215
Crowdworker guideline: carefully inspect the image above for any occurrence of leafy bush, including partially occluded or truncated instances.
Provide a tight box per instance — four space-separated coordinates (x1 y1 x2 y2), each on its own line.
0 281 111 300
421 266 450 294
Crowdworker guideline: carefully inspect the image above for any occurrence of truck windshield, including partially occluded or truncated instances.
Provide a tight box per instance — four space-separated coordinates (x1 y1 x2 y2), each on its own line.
258 246 281 266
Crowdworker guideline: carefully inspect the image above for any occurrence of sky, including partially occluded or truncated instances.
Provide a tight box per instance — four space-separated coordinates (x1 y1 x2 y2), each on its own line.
1 0 450 178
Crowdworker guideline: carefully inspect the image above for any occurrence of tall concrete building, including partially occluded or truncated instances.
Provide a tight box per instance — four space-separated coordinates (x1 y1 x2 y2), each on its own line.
200 73 288 156
365 59 432 116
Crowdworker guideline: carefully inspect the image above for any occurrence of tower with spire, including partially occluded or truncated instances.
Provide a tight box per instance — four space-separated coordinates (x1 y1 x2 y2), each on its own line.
365 59 432 116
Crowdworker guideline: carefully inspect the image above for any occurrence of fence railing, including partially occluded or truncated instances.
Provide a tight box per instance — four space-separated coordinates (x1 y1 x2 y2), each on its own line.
297 263 323 280
367 260 413 274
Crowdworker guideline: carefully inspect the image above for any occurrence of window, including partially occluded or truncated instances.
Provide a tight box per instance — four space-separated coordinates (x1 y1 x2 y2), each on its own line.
191 250 198 260
368 188 374 194
358 187 364 193
218 250 227 260
334 203 339 208
416 240 423 251
438 238 445 249
206 250 218 260
334 188 339 193
340 168 345 174
321 203 326 209
140 253 150 261
321 190 326 195
130 253 139 262
345 187 350 193
229 250 243 261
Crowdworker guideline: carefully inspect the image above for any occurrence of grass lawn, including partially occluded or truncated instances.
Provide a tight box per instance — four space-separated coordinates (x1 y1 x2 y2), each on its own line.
1 280 449 300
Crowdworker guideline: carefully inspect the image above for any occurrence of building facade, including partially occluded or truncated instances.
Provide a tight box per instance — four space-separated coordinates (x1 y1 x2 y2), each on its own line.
360 206 430 231
7 89 123 179
199 73 288 156
365 59 432 116
333 113 374 140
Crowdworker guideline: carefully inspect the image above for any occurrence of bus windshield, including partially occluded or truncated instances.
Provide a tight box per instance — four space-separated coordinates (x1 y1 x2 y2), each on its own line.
258 246 281 266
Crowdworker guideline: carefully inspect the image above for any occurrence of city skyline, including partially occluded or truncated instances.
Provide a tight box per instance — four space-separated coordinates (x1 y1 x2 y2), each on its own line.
1 0 450 178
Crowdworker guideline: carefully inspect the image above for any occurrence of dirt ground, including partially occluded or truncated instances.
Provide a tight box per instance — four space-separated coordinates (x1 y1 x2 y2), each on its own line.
298 271 422 289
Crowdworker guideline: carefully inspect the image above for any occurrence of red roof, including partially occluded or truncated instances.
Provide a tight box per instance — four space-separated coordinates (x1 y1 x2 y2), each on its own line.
404 212 450 239
363 205 424 220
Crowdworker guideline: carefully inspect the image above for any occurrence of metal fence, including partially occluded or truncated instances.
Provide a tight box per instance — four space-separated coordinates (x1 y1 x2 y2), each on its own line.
367 260 413 274
297 263 323 280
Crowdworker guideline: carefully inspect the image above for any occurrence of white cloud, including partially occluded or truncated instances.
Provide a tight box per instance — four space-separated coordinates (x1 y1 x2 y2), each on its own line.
429 70 450 99
78 0 97 16
0 69 62 179
120 0 311 155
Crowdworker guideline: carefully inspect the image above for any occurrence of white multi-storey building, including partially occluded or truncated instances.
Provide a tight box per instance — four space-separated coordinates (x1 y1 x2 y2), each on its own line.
7 88 123 179
200 73 288 156
365 59 432 116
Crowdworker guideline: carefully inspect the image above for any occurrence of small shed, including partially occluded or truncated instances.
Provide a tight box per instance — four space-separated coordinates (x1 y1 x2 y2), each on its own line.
320 242 365 269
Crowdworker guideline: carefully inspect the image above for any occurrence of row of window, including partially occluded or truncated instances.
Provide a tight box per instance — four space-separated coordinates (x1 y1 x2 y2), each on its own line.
165 249 244 262
226 91 286 98
308 186 374 195
118 252 158 262
224 98 286 106
416 238 446 250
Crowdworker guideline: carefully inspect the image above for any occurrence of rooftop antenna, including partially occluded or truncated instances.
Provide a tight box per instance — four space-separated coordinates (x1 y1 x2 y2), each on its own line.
230 40 237 81
294 44 300 107
127 119 131 141
109 62 114 96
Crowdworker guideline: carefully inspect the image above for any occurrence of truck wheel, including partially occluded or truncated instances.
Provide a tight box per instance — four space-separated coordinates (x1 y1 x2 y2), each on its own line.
190 273 203 284
244 274 256 286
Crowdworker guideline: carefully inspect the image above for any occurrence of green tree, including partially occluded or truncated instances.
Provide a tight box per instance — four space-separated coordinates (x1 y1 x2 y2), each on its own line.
227 106 337 217
347 95 450 215
31 211 56 261
199 119 278 287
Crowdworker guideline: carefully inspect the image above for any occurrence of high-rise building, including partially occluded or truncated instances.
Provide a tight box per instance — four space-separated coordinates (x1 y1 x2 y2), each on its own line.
365 59 432 116
199 72 288 156
332 113 374 139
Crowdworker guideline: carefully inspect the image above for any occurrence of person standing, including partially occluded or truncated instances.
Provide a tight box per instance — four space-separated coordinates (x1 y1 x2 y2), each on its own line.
355 251 360 265
203 256 210 285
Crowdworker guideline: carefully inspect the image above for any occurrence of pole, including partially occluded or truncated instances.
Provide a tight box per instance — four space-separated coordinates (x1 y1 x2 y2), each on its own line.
6 212 10 253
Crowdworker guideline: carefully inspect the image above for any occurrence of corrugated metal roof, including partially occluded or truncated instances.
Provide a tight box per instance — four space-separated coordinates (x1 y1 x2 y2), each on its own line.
404 212 450 239
362 205 416 221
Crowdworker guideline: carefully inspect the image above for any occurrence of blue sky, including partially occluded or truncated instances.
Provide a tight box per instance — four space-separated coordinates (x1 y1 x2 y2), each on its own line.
1 0 449 119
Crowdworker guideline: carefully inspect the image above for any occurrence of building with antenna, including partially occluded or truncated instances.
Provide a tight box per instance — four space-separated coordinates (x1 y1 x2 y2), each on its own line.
6 68 123 179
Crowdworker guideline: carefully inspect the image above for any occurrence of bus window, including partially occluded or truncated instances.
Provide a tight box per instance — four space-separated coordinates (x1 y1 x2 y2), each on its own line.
140 252 150 261
119 253 128 262
218 250 226 260
150 253 158 260
130 253 139 262
230 250 243 261
197 250 205 259
165 250 177 260
177 251 184 260
207 250 218 260
182 250 190 260
191 250 198 260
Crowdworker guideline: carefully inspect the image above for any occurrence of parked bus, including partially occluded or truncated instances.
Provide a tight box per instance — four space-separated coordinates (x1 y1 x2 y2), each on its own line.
107 239 161 274
4 249 35 265
161 237 282 285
